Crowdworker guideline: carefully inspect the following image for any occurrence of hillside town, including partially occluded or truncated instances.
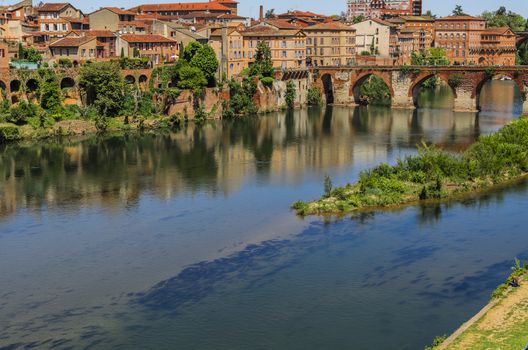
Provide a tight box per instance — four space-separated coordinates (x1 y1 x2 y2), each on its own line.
0 0 524 78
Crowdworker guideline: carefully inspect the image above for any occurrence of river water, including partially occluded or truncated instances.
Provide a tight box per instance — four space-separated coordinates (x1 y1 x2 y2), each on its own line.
0 81 525 349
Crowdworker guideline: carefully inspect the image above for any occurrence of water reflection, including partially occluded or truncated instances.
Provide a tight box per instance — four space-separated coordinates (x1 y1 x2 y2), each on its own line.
0 106 510 221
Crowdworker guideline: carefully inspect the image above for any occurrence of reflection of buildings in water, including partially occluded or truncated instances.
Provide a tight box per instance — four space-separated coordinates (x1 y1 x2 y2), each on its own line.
0 103 511 220
479 80 520 114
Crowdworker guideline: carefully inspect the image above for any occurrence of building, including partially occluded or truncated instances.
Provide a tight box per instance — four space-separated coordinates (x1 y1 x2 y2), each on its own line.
117 34 179 64
209 27 246 79
0 41 9 68
472 27 517 66
36 3 84 41
150 20 208 46
129 0 235 21
388 15 434 64
304 22 356 66
89 7 143 34
434 15 485 65
49 35 99 63
352 18 391 57
347 0 422 20
242 25 306 70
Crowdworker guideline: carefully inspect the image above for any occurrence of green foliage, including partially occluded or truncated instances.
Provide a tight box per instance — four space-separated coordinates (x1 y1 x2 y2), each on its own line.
359 75 391 106
0 123 20 142
517 41 528 66
411 48 449 66
448 74 462 89
351 15 366 24
189 44 219 87
421 76 439 90
293 118 528 215
118 56 150 69
176 65 207 95
424 335 447 350
223 78 258 118
307 87 322 106
79 61 125 118
249 41 274 78
8 101 39 125
285 81 296 109
260 76 274 88
182 41 203 62
39 75 62 112
324 175 333 198
265 8 275 19
485 67 497 77
491 258 528 299
452 5 468 16
482 7 527 32
16 46 42 63
58 57 73 68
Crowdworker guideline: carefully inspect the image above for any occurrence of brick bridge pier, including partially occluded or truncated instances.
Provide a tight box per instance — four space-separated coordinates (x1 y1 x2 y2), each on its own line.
314 66 528 114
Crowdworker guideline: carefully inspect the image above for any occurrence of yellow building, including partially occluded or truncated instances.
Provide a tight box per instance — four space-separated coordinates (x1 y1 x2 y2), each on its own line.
243 25 306 70
209 27 246 79
304 22 356 67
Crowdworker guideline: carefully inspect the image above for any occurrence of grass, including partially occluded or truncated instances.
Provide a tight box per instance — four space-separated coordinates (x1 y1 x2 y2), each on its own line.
445 269 528 350
293 117 528 216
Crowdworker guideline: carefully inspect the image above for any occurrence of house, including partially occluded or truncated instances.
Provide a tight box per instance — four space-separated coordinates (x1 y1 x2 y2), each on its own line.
303 22 356 66
129 1 234 21
434 15 486 65
49 35 99 63
117 34 179 64
242 25 306 70
150 20 207 46
37 2 84 41
352 18 392 57
387 15 434 64
0 41 9 69
89 7 140 34
209 27 245 79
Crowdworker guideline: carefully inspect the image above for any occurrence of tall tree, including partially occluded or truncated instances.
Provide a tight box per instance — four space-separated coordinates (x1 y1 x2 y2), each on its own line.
452 5 467 16
265 9 275 19
249 41 274 78
190 44 219 86
79 61 125 118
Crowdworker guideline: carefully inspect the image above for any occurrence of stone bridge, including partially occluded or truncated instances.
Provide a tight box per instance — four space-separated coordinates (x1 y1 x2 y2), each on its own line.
314 66 528 113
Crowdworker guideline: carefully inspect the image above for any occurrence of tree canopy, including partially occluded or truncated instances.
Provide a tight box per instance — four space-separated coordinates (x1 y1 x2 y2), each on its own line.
79 61 125 118
452 5 468 16
481 7 528 32
249 41 274 78
411 48 450 66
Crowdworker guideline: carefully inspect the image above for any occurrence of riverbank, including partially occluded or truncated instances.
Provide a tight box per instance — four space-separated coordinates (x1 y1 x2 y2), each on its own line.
292 116 528 216
436 266 528 349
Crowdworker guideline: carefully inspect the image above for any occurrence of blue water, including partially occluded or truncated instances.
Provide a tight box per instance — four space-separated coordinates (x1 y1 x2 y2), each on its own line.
0 85 525 349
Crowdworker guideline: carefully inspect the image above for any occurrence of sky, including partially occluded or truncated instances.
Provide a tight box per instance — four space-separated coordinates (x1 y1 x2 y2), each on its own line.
1 0 527 18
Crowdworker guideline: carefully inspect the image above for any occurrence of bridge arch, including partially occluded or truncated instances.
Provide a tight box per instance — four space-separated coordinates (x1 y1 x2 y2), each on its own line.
475 73 524 112
60 77 75 89
351 72 393 106
10 80 21 92
26 78 39 92
410 73 456 108
321 73 334 104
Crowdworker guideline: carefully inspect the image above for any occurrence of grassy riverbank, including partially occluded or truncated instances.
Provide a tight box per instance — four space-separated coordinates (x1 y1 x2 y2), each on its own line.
436 261 528 350
293 116 528 216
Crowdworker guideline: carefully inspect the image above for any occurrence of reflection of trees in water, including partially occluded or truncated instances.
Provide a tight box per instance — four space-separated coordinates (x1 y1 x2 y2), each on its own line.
0 106 493 219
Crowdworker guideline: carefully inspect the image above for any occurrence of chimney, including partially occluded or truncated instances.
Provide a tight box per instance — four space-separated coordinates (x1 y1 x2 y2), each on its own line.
259 5 264 21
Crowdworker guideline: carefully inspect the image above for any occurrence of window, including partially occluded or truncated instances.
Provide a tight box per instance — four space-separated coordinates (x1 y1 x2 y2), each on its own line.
320 37 324 44
281 50 287 58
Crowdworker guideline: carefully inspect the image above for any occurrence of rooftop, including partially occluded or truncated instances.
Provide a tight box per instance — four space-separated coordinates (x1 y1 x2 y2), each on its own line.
120 34 178 43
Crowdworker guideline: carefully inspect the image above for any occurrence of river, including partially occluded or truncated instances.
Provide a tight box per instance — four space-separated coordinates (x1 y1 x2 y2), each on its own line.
0 81 525 349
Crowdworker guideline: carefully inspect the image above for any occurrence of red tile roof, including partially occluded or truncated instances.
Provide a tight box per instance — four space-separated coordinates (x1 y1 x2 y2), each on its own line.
38 3 70 12
120 34 177 43
49 36 95 47
438 15 485 21
262 19 300 29
103 7 136 15
83 30 116 37
130 2 230 13
304 22 355 31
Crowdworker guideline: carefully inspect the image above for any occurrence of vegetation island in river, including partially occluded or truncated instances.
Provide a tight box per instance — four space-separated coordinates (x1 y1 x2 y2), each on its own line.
293 117 528 216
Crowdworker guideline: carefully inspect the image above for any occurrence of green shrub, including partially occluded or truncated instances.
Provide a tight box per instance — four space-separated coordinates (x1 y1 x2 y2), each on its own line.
58 57 73 68
424 335 447 350
8 101 39 125
0 123 20 142
260 76 274 88
285 81 296 109
307 87 322 106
